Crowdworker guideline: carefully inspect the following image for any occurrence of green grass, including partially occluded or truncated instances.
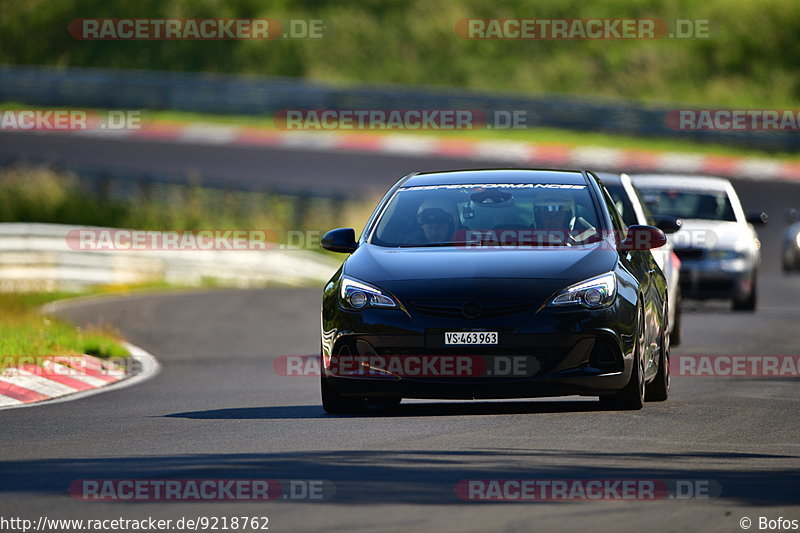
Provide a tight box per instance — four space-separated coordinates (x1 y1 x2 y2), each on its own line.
0 165 378 245
0 291 129 367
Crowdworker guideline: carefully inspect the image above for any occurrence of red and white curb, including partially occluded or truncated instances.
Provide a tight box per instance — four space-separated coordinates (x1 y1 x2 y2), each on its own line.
0 342 160 410
20 121 800 183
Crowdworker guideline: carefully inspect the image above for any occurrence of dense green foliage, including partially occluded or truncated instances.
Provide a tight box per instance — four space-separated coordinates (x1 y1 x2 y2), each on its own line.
1 0 799 106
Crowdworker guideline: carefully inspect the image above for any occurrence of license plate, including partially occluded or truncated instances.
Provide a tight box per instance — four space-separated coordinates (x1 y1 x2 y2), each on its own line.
444 331 498 345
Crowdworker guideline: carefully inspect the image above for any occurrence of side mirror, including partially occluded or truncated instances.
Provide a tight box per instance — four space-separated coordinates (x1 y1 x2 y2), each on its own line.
619 225 667 251
652 215 682 235
746 212 768 225
321 228 358 253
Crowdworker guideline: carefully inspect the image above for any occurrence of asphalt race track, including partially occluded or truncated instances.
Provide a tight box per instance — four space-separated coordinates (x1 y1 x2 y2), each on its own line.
1 134 799 532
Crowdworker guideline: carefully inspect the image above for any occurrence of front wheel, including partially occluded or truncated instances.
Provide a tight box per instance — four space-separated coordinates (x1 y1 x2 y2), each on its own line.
321 376 367 414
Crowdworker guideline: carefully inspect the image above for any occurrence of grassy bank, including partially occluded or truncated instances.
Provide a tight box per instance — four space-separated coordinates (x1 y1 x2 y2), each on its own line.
0 166 379 247
0 291 128 366
2 0 799 107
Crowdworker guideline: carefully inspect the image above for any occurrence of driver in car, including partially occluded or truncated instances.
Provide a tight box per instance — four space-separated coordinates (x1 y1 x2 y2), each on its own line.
412 199 458 244
533 190 597 245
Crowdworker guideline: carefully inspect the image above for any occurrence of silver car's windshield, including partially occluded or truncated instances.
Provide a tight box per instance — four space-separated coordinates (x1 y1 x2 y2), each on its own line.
640 188 736 222
370 183 602 247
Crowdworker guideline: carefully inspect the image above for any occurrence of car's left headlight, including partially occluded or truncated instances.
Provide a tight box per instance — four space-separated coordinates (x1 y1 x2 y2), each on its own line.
549 272 616 309
340 276 399 310
795 232 800 249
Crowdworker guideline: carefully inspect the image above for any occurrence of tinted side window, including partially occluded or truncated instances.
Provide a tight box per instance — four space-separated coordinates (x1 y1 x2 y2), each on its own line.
606 183 638 228
632 186 657 226
600 185 627 235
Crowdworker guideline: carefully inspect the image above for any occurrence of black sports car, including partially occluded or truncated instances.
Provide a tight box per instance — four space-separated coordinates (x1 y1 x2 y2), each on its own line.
320 169 670 412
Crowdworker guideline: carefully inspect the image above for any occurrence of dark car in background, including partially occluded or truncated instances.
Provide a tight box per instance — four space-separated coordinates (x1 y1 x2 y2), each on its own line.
320 169 670 413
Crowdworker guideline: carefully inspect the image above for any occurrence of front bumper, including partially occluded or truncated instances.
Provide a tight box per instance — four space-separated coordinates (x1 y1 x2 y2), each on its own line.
322 304 637 400
678 258 755 299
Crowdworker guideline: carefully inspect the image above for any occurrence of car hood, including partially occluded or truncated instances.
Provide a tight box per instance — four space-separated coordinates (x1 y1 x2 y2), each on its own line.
670 219 756 250
343 243 618 299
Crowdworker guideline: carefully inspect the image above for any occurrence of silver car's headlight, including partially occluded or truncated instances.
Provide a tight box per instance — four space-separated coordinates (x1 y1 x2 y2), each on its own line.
340 277 399 310
549 272 617 309
795 232 800 248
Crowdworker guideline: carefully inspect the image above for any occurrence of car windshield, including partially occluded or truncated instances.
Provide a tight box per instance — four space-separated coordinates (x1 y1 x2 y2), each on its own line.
639 188 736 222
370 183 603 247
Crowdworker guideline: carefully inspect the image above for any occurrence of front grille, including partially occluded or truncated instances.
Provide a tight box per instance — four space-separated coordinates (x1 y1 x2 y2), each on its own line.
409 299 532 319
675 248 705 260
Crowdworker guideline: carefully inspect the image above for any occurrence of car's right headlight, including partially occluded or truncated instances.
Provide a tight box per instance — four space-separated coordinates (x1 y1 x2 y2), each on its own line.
339 276 399 311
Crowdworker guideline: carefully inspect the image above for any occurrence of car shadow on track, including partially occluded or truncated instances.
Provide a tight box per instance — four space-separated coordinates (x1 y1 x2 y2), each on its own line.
164 399 609 420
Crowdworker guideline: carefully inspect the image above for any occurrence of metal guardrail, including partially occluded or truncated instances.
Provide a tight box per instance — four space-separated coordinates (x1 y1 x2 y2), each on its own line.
1 65 797 152
0 223 339 291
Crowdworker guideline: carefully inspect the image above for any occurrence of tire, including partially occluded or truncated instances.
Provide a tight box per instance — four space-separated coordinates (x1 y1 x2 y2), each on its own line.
646 303 670 402
732 273 757 311
321 375 366 414
670 290 682 347
600 305 645 411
